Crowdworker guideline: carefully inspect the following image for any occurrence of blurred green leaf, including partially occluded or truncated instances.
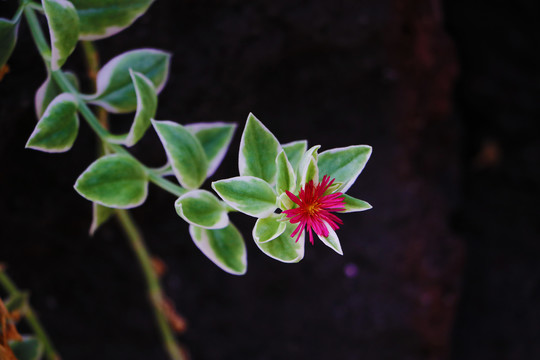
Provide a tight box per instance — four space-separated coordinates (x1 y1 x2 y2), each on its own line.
9 337 43 360
34 72 79 118
26 93 79 153
0 17 19 69
43 0 80 70
90 202 114 235
71 0 154 40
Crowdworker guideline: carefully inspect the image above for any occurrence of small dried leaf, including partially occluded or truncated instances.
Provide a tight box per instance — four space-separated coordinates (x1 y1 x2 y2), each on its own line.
1 298 22 348
150 257 167 278
0 64 9 81
0 344 18 360
160 297 187 334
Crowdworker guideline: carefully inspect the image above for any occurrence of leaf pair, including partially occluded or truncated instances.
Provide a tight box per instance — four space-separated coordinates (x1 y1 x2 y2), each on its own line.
74 121 236 210
84 49 169 114
43 0 155 70
27 68 158 152
180 213 312 273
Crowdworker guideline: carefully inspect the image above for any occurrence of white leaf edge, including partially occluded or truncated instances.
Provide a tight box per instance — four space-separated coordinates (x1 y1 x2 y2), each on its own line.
282 139 307 168
73 154 149 209
106 69 156 146
185 122 237 178
77 2 152 41
151 119 207 190
252 214 287 244
211 176 277 218
26 92 79 153
88 48 170 113
175 190 229 230
254 226 305 263
89 202 113 235
34 72 79 118
44 0 78 71
34 76 49 118
238 112 282 184
342 195 373 213
297 145 320 186
189 225 247 275
317 222 343 255
275 150 296 194
319 145 372 193
80 25 123 41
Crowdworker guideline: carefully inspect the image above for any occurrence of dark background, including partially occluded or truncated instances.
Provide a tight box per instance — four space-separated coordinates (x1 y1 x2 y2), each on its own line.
1 0 539 359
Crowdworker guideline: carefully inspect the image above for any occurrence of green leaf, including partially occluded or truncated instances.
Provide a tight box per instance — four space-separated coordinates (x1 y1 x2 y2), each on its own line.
342 194 372 213
255 222 305 263
108 70 157 146
253 213 286 243
26 93 79 152
9 337 43 360
71 0 154 40
35 72 79 118
212 176 277 218
90 202 114 235
189 224 247 275
275 150 296 194
87 49 170 113
152 120 208 189
43 0 80 71
5 292 28 314
318 224 343 255
296 145 320 187
297 155 318 188
282 140 307 171
185 122 236 178
239 113 281 184
277 191 294 210
0 17 19 69
74 154 148 208
175 190 228 229
318 145 372 193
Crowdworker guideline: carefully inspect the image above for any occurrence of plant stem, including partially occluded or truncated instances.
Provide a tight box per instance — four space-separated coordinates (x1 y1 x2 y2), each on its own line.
81 41 109 129
80 37 187 360
23 6 187 198
0 269 60 360
81 41 99 86
114 210 186 360
23 4 51 61
22 8 188 359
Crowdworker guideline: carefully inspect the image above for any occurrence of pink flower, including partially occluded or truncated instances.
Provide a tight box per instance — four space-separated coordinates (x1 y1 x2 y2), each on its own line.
282 175 346 245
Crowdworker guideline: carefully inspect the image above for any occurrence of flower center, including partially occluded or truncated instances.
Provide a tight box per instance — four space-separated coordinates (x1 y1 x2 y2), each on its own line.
303 201 321 216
